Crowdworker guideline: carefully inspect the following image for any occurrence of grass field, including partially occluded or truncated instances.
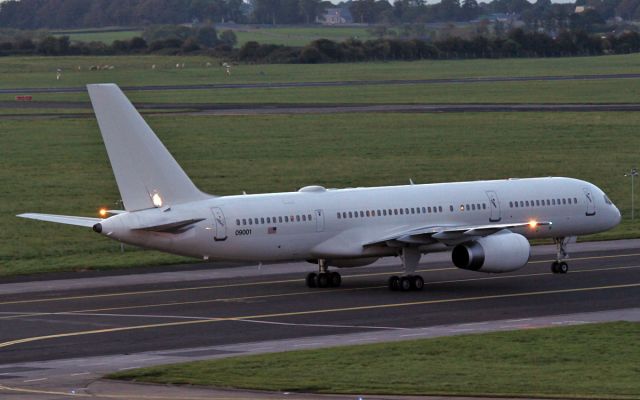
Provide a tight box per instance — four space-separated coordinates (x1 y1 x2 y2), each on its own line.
231 26 374 47
2 54 640 89
1 111 639 276
53 30 143 43
109 322 640 398
50 26 375 47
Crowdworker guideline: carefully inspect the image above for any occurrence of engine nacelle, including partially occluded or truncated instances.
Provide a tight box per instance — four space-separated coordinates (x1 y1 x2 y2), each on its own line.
451 232 530 273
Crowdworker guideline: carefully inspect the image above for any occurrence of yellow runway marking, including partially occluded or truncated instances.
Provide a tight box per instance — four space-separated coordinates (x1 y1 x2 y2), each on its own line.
1 264 639 321
1 281 638 351
1 251 639 307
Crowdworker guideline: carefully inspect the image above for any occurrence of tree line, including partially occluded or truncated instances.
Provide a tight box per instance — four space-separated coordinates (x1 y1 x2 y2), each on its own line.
2 27 640 62
3 0 640 30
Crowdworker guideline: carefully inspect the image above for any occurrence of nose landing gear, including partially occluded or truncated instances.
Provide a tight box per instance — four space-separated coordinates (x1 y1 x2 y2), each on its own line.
551 237 571 274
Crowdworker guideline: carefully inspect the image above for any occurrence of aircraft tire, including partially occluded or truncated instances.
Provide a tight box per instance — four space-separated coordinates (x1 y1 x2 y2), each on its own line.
306 272 317 288
317 273 329 288
400 276 412 291
329 272 342 287
558 262 569 274
551 262 559 273
412 275 424 291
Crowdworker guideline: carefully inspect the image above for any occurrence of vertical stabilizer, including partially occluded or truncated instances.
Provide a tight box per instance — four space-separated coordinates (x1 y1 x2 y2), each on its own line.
87 84 210 211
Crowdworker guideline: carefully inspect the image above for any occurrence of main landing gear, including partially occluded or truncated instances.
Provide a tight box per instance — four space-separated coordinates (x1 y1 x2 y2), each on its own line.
388 247 424 291
551 237 570 274
306 259 342 288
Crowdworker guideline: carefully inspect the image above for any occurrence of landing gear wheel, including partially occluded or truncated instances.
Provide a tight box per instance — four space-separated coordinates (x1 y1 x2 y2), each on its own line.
411 275 424 291
388 276 400 291
306 272 317 288
329 272 342 287
551 261 569 274
400 276 412 291
558 261 569 274
317 272 329 288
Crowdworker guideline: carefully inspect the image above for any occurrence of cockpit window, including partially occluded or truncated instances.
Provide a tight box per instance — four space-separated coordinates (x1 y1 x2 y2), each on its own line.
604 195 613 205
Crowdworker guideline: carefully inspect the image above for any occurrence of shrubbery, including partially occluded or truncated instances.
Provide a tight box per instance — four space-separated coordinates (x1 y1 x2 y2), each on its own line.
1 28 640 63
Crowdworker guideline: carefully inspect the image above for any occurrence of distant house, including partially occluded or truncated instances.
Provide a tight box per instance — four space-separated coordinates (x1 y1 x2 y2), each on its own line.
318 8 353 25
574 6 594 14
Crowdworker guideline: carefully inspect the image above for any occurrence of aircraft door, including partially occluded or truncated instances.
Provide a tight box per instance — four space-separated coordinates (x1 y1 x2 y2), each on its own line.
583 187 596 216
485 191 501 222
315 209 325 232
210 207 227 241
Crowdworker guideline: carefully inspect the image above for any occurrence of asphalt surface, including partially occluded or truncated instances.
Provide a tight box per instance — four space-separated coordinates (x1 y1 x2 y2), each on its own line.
4 102 640 120
2 72 640 94
0 239 639 399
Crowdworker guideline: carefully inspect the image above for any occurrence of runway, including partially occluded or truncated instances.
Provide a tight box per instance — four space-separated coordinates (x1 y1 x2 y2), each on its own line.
1 72 640 94
4 102 640 120
0 239 639 399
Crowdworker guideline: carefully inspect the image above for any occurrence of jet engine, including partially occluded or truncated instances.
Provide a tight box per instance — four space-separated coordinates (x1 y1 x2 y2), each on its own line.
451 232 530 273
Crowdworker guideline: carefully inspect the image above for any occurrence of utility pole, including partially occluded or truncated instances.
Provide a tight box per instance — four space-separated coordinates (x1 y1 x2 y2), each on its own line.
625 167 638 220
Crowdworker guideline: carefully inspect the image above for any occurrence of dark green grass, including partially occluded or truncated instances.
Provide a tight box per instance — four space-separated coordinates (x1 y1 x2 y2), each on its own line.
2 112 639 276
109 322 640 399
2 54 640 89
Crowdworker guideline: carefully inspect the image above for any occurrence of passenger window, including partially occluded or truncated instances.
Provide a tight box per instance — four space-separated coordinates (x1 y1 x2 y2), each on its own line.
377 210 382 216
254 218 258 224
509 201 513 208
400 209 404 215
405 208 409 214
249 219 253 225
366 210 370 217
411 208 416 214
383 209 387 216
574 197 578 204
449 205 454 212
295 215 299 222
394 209 398 215
535 200 539 206
236 219 240 226
562 198 567 205
428 206 432 213
482 203 486 210
308 214 312 220
439 206 443 212
303 215 307 221
360 211 364 217
515 202 519 208
471 204 476 210
525 201 530 207
519 201 524 207
422 207 426 213
348 212 353 218
267 217 271 223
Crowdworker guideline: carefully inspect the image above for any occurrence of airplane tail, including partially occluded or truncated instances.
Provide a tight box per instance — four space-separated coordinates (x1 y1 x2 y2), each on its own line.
87 84 210 211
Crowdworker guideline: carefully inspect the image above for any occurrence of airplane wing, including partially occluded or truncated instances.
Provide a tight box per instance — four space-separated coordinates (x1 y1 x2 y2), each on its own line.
17 213 101 227
364 221 552 247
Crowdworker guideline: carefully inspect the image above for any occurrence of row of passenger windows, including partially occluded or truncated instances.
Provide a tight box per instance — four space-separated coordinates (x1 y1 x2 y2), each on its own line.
337 205 444 219
509 197 578 208
234 196 580 227
236 214 313 226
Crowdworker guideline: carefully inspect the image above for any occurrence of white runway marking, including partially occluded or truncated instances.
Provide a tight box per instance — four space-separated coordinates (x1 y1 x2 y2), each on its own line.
22 378 47 383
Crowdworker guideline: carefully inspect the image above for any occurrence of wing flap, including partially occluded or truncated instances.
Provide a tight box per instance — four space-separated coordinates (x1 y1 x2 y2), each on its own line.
17 213 101 228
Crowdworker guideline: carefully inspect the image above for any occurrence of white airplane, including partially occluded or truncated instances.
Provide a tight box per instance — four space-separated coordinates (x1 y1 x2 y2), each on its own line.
19 84 621 291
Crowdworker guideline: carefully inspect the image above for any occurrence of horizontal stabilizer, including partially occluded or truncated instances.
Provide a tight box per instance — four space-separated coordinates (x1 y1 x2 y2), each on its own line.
17 213 101 228
132 218 205 233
